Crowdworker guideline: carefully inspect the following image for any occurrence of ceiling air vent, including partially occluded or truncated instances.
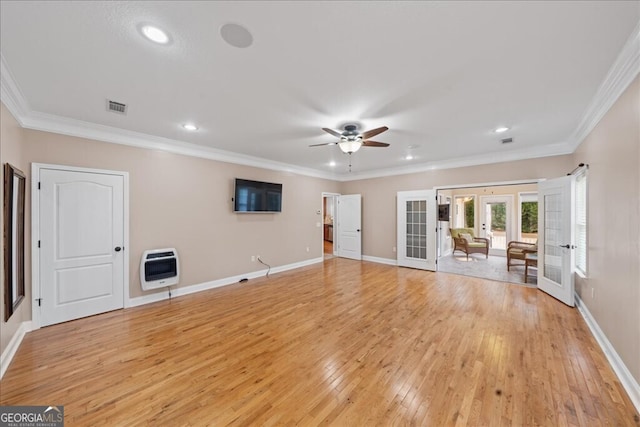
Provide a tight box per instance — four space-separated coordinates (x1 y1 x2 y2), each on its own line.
107 100 127 115
501 137 513 144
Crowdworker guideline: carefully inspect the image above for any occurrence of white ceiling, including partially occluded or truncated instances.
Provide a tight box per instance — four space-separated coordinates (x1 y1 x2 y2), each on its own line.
1 1 639 179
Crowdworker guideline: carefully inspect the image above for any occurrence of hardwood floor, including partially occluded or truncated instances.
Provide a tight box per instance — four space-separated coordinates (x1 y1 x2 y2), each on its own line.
1 258 638 426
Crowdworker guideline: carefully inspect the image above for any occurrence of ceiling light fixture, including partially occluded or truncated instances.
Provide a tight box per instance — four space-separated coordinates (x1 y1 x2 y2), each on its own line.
338 138 363 154
494 126 510 133
329 161 336 167
141 25 170 44
182 123 198 131
405 154 414 160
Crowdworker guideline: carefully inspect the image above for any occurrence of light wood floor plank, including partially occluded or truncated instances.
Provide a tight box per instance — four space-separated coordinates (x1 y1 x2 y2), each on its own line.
1 258 638 426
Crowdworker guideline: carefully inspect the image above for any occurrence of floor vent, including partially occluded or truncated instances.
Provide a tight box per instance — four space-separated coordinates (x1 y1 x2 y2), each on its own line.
501 137 513 144
107 100 127 114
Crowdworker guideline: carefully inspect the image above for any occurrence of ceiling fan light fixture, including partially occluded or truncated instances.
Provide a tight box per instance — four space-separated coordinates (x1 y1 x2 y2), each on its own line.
339 140 362 154
494 126 510 133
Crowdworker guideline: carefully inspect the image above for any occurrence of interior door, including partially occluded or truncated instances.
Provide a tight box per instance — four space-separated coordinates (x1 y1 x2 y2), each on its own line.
39 168 125 326
397 190 437 270
336 194 362 260
538 176 575 307
480 195 513 256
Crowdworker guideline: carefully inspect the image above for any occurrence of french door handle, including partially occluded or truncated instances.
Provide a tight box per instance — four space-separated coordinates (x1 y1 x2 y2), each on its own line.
114 246 122 252
559 244 576 249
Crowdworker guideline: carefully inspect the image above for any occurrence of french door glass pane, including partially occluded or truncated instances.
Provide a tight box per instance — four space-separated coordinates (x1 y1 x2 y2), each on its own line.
544 194 562 283
485 202 507 250
406 199 427 260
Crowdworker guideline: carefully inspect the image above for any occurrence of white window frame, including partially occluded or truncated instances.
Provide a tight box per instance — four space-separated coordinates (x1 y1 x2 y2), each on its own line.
575 169 588 277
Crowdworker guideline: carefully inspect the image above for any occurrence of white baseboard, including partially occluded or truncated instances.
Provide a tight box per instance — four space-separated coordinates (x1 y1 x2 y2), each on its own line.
362 255 397 266
575 293 640 413
128 257 324 308
0 320 34 379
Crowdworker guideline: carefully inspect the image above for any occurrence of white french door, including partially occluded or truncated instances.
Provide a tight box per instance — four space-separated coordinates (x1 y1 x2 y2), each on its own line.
336 194 362 260
480 195 513 256
397 190 437 271
37 166 126 326
538 176 575 307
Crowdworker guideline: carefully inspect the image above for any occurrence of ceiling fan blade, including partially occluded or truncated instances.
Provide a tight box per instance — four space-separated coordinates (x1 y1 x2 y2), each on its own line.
360 126 389 139
322 127 343 138
309 142 338 147
362 140 390 147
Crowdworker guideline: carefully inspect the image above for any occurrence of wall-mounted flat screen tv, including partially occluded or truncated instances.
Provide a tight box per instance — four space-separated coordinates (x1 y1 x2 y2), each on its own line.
234 178 282 213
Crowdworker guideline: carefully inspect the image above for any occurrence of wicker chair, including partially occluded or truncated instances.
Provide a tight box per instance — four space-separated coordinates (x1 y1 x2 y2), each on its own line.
507 241 537 271
450 228 489 260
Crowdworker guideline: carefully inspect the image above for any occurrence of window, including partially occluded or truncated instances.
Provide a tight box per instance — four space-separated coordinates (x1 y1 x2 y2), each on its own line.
518 192 538 243
575 170 588 275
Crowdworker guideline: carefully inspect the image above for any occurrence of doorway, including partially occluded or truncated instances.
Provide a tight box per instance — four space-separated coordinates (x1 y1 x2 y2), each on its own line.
437 183 537 285
322 194 338 259
480 195 514 257
32 164 129 328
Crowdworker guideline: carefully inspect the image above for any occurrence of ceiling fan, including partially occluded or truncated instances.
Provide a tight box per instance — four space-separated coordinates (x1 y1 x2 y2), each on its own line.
310 124 390 154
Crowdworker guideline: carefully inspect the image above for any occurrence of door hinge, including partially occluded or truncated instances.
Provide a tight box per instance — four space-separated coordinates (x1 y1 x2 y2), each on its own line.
38 240 41 248
36 298 41 307
38 182 41 190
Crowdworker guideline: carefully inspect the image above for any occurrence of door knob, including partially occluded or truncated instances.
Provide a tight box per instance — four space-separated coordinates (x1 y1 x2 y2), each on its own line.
357 229 361 232
114 246 122 252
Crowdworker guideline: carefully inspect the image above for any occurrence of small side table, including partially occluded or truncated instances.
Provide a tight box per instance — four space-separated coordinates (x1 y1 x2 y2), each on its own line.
524 253 538 284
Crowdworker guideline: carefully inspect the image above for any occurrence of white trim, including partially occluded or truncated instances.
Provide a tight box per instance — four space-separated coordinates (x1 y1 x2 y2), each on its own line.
575 293 640 413
128 257 324 308
568 22 640 151
340 143 572 182
0 53 30 124
0 321 34 379
31 163 130 329
362 255 397 266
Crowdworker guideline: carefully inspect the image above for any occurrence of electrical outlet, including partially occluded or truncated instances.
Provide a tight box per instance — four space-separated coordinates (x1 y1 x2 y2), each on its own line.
591 287 595 298
306 246 310 252
393 247 396 252
251 256 256 262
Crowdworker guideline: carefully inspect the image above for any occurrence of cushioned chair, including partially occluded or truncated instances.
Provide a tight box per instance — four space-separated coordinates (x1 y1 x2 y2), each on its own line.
507 241 537 271
450 228 489 260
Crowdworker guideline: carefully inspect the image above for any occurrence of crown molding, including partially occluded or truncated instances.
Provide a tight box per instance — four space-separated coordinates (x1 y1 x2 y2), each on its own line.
340 141 573 182
0 53 30 125
568 21 640 151
19 111 339 180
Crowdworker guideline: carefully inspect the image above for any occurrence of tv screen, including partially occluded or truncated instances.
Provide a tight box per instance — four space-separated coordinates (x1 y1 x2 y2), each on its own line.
234 178 282 212
438 203 450 221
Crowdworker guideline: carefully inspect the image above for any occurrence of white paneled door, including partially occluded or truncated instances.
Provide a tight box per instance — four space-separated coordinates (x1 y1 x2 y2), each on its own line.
538 176 575 307
336 194 362 260
397 190 437 270
39 168 125 326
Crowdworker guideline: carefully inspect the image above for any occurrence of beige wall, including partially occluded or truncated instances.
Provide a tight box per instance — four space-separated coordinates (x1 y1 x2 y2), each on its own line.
573 75 640 383
0 104 30 352
340 157 573 260
20 129 340 300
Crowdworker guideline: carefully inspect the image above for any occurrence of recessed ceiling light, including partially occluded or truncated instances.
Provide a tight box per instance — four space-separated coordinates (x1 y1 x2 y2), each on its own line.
494 126 510 133
405 155 414 160
182 123 198 131
141 25 170 44
329 161 336 167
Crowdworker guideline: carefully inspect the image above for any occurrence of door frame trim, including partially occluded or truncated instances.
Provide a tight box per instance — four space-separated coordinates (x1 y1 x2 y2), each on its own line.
31 163 130 329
